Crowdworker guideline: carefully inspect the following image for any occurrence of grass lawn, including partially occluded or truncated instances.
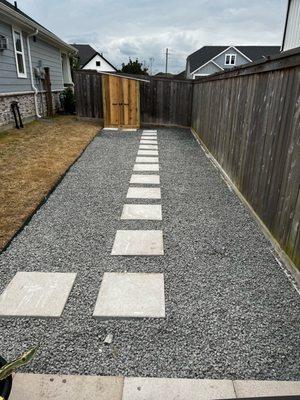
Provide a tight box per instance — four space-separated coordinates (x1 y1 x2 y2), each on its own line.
0 116 101 251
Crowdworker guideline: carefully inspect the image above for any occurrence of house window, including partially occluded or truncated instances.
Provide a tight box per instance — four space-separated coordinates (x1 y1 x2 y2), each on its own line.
225 54 236 66
96 61 101 67
12 28 27 78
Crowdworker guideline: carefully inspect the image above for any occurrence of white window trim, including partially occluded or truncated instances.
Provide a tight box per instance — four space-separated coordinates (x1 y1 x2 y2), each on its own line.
12 26 27 78
225 53 236 66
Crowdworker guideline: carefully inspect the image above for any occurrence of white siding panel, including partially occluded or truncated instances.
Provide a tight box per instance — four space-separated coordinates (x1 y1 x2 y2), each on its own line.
283 0 300 51
82 54 115 72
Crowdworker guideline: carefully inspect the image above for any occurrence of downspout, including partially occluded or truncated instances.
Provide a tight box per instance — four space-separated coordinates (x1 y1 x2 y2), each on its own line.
26 29 41 118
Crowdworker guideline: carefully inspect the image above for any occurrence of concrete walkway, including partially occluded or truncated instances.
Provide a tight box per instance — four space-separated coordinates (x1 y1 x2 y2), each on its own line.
9 373 300 400
0 128 299 384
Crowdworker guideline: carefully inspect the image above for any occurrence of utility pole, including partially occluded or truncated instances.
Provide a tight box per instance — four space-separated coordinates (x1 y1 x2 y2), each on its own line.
165 48 169 74
149 57 154 75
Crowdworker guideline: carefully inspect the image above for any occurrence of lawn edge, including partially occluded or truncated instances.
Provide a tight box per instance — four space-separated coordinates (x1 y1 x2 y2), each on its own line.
0 130 101 255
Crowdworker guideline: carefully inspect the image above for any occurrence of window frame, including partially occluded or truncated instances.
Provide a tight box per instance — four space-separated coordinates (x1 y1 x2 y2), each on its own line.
96 60 101 67
12 27 27 78
224 53 236 66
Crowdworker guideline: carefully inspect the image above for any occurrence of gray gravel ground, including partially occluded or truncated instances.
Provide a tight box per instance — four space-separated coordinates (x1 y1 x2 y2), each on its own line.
0 127 299 380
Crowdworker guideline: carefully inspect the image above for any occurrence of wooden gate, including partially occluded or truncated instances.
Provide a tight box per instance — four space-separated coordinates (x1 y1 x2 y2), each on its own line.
102 74 140 129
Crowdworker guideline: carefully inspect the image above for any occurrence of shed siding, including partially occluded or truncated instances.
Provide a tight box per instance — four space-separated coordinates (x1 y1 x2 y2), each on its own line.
0 20 32 92
283 0 300 51
30 36 64 91
213 48 250 70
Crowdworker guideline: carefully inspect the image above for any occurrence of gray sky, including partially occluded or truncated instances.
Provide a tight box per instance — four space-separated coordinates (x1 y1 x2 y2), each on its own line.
15 0 287 73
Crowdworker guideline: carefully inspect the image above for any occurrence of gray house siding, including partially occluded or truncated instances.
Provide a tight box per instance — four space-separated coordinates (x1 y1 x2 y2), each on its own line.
193 61 221 76
0 20 64 93
30 36 64 91
213 48 249 70
0 20 32 93
282 0 300 51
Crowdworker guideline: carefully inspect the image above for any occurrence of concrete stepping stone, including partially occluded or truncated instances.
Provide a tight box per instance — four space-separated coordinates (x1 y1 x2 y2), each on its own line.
111 230 164 255
140 140 157 144
93 272 165 318
143 130 157 132
133 164 159 171
10 373 124 400
121 204 162 220
139 144 158 149
234 380 300 397
141 135 157 139
136 156 159 163
138 150 158 156
142 132 157 136
127 187 161 199
0 272 76 318
130 174 160 184
122 377 236 400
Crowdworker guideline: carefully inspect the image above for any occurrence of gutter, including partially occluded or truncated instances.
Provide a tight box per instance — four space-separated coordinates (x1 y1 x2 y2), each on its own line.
26 29 41 118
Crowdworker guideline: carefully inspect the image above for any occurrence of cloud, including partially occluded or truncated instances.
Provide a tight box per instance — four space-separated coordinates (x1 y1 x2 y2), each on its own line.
11 0 286 73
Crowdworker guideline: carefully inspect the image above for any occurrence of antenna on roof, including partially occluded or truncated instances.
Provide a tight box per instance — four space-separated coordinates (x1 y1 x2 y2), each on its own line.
14 1 18 9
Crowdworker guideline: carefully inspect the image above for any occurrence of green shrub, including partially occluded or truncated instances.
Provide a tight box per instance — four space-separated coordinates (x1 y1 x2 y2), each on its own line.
60 87 75 114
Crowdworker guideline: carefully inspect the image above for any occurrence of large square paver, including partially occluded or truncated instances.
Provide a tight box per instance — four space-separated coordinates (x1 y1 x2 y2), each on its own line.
10 373 124 400
127 187 161 199
130 174 160 184
136 156 159 163
93 273 165 319
111 230 164 255
139 144 158 149
133 164 159 172
122 377 236 400
138 150 158 156
140 140 157 144
0 272 76 317
121 204 162 220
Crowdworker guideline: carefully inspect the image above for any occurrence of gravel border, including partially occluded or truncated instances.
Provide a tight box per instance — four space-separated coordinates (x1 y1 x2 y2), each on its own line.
0 127 299 380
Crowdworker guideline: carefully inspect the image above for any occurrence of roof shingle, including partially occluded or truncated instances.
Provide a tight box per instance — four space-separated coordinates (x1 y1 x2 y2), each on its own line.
187 45 281 73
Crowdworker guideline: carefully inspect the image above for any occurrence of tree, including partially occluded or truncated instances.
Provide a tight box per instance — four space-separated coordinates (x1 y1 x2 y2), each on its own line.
120 58 148 75
70 54 80 71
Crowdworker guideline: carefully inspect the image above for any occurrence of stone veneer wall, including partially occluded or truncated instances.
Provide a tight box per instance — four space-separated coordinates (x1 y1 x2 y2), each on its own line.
0 91 61 129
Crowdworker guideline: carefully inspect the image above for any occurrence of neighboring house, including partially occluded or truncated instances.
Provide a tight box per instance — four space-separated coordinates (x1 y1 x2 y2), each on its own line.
282 0 300 51
72 44 116 73
186 46 280 79
0 0 76 129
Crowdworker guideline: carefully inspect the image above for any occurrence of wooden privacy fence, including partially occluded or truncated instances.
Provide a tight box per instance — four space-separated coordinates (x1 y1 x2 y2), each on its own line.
73 71 193 127
191 48 300 269
73 48 300 269
140 77 193 127
73 70 103 120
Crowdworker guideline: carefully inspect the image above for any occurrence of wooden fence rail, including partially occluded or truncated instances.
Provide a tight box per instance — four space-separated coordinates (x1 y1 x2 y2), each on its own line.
191 49 300 269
